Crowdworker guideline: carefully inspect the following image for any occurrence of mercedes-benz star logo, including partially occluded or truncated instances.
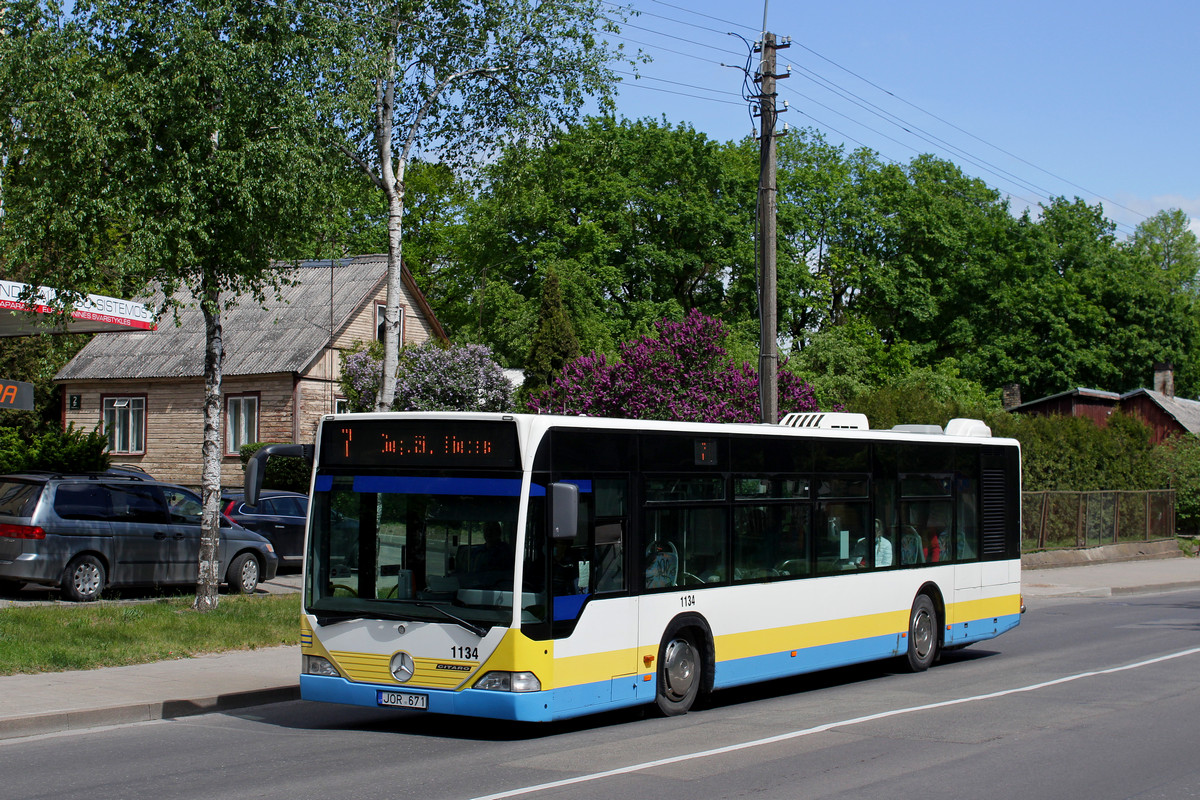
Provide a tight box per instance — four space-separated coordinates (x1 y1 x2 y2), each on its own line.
390 652 416 683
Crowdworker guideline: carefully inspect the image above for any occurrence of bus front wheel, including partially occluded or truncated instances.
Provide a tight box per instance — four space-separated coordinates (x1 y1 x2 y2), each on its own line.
656 631 701 716
904 594 939 672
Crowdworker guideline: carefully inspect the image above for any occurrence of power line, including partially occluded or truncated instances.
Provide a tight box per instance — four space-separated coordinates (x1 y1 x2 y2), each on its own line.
611 1 1147 230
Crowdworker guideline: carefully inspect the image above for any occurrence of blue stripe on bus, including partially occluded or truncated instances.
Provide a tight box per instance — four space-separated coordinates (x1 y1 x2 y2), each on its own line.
302 674 556 722
351 476 526 496
553 593 589 621
945 612 1021 647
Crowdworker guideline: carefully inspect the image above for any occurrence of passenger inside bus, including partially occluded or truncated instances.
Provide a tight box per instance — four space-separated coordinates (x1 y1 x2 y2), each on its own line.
477 521 513 572
858 519 893 567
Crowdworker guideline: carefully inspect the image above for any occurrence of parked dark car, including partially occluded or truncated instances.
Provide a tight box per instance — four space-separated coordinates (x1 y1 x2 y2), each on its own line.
221 490 308 566
0 473 278 601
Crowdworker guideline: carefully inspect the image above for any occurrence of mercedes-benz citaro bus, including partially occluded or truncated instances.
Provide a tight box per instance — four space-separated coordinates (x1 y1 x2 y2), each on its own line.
245 412 1022 722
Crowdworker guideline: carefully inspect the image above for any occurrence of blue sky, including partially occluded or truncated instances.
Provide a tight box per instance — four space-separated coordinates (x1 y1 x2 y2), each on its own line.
602 0 1199 238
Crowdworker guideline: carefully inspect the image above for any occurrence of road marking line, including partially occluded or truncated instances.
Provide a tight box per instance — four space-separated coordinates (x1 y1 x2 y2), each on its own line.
469 646 1200 800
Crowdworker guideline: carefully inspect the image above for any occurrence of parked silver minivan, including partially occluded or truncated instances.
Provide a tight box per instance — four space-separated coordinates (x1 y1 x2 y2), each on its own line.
0 473 278 601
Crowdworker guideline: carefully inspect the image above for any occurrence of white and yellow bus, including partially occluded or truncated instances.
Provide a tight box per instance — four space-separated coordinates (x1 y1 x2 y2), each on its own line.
251 412 1022 722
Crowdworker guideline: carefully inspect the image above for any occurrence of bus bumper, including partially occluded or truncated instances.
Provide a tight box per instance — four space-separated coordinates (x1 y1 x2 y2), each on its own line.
300 673 556 722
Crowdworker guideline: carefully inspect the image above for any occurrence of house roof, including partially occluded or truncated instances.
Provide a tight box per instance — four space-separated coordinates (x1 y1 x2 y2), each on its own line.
1010 387 1120 412
1122 388 1200 435
55 255 445 381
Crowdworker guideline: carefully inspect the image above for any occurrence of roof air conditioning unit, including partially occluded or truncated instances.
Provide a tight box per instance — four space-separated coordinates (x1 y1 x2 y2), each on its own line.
944 418 992 438
779 412 869 430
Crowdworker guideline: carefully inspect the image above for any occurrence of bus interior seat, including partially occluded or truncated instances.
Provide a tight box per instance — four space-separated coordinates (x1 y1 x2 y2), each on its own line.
900 526 924 564
645 540 678 588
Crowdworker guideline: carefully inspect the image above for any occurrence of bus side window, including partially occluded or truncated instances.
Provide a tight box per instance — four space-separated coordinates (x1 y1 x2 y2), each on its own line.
733 504 808 580
816 502 867 573
678 507 727 586
957 479 979 560
594 521 624 591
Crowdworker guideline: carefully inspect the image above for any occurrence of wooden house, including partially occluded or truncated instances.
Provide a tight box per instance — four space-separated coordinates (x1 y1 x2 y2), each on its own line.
54 256 447 488
1012 364 1200 445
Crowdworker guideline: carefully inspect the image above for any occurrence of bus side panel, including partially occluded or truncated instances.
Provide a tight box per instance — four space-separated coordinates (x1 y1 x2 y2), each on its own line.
550 596 647 716
626 566 1021 694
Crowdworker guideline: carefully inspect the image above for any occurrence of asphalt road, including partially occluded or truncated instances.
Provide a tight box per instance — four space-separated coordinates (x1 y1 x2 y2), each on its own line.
4 589 1200 800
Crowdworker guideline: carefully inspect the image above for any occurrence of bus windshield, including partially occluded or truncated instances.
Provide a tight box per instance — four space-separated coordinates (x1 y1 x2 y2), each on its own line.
306 473 534 630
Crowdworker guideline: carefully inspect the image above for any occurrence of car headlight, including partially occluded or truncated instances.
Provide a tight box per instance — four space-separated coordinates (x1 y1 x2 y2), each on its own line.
304 656 340 677
474 671 541 693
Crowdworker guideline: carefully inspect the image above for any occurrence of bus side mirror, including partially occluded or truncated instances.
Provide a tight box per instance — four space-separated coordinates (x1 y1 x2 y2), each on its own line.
550 483 578 541
245 443 311 506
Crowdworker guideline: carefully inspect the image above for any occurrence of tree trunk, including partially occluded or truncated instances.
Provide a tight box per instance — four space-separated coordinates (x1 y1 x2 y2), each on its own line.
377 161 406 411
374 45 405 412
194 278 224 612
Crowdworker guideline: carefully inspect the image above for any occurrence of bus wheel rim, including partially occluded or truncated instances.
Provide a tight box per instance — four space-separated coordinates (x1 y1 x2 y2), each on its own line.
912 607 934 659
662 638 697 701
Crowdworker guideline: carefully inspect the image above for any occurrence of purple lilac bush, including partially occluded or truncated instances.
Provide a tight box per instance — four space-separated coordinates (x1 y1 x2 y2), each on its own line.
340 341 513 412
528 309 820 422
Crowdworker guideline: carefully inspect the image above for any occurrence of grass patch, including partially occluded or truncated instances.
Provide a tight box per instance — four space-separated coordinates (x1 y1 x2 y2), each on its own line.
0 594 301 675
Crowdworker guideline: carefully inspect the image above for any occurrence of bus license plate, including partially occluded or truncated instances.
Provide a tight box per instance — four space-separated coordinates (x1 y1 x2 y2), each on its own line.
377 690 428 710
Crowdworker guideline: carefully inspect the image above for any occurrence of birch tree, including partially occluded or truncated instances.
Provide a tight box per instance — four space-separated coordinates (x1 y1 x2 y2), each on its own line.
308 0 632 410
1 0 327 610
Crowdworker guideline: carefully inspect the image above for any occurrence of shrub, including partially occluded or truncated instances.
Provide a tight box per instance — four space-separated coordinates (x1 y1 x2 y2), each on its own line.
0 423 108 473
529 309 821 422
339 340 513 413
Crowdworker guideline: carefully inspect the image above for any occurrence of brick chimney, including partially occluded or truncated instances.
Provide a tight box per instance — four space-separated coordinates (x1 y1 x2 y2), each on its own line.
1002 382 1022 410
1153 362 1175 397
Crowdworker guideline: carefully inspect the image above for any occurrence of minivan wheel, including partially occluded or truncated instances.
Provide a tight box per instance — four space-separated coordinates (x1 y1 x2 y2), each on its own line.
62 555 105 602
227 553 260 595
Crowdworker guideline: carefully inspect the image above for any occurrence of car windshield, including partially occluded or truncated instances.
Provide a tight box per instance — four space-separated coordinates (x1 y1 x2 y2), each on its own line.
306 473 537 630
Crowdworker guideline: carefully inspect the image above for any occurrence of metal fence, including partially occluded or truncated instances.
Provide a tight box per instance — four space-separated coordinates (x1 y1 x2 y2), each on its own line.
1022 490 1175 552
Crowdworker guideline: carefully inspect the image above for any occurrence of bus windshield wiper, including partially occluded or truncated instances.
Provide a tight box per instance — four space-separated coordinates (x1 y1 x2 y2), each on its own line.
312 608 413 627
412 602 488 637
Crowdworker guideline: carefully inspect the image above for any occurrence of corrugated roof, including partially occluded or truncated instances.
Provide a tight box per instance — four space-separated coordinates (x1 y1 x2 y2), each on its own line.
55 256 389 381
1011 387 1120 412
1124 389 1200 434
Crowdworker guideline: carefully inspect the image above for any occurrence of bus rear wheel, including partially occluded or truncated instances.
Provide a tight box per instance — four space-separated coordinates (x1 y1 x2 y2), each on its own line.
656 631 701 716
904 594 939 672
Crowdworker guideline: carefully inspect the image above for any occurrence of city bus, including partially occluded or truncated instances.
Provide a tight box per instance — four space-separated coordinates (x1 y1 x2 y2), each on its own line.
247 411 1022 722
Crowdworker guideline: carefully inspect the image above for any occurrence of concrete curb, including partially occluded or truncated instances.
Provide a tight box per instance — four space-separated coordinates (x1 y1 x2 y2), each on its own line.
1022 540 1183 569
1 685 299 742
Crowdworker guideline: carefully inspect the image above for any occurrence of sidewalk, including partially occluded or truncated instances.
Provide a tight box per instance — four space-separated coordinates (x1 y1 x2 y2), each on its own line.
1022 556 1200 598
2 558 1200 741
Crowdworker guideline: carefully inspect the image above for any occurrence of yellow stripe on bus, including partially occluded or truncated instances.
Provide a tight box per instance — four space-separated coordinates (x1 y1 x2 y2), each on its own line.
306 594 1020 691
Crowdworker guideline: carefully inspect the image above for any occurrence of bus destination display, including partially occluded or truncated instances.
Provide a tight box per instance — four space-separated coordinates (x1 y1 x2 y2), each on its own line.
319 419 519 468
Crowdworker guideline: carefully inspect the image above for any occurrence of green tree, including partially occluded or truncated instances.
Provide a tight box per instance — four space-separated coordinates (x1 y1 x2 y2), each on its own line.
1125 208 1200 286
522 269 580 401
964 199 1199 398
450 117 755 362
2 0 328 610
306 1 630 412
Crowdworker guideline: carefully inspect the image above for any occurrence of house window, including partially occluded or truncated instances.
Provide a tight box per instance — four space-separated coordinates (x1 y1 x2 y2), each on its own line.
226 394 259 455
334 398 349 415
102 396 146 455
376 302 405 343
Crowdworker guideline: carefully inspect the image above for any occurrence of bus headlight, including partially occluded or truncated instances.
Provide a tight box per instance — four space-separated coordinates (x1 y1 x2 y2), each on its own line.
304 655 340 677
474 671 541 692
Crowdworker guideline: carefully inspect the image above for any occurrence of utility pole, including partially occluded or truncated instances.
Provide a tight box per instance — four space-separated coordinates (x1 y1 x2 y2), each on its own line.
756 31 788 423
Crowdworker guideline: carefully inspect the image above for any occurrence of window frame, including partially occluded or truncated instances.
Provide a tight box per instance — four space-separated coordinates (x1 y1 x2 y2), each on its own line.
101 394 147 456
375 302 405 343
224 392 260 457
